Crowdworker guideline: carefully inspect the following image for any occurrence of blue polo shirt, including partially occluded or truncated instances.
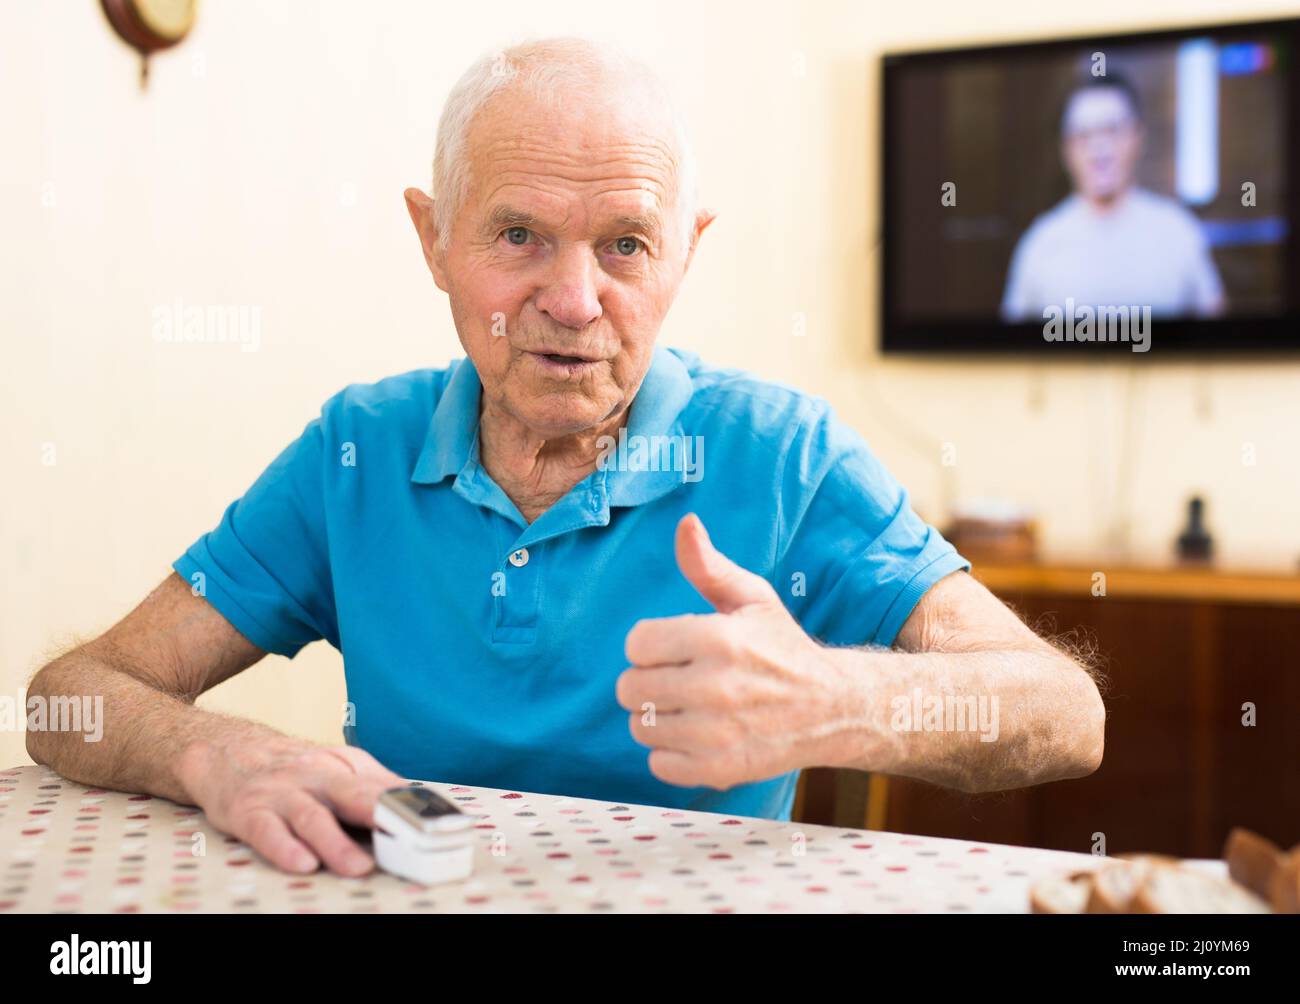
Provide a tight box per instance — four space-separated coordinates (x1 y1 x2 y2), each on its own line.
174 347 968 819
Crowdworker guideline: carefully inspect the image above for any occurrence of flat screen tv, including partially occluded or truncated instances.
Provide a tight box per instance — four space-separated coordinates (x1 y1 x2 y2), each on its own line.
881 16 1300 354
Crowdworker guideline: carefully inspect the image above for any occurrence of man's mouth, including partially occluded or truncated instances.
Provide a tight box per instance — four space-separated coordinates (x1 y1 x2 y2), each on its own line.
525 348 605 375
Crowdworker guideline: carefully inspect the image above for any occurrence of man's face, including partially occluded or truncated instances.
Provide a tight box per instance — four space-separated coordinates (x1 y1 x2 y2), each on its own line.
1060 87 1144 202
415 87 710 439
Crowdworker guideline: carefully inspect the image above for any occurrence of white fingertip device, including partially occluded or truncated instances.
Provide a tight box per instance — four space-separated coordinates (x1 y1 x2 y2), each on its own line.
373 785 474 885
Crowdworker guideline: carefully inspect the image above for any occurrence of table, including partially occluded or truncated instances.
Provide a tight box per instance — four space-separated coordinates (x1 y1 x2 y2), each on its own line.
0 763 1101 913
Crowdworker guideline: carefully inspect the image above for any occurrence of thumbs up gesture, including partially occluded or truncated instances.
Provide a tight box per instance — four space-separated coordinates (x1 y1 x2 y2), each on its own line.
616 514 851 790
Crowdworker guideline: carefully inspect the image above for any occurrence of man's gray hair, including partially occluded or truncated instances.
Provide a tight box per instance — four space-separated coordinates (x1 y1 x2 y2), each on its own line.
431 36 699 252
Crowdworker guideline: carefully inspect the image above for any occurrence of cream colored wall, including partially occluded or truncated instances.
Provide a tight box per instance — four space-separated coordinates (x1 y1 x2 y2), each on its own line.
4 0 1298 768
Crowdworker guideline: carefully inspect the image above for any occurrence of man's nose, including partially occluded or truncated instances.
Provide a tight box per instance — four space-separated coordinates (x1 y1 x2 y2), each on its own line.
535 245 603 330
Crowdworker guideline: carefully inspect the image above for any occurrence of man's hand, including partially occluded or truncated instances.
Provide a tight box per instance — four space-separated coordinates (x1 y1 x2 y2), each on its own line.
178 735 404 877
616 513 853 790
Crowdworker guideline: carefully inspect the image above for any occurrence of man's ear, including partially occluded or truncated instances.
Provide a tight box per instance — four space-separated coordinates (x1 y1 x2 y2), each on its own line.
682 208 717 274
404 187 449 291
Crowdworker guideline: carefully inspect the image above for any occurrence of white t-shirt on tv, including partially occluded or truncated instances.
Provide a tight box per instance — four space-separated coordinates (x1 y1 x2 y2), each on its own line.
1000 188 1225 321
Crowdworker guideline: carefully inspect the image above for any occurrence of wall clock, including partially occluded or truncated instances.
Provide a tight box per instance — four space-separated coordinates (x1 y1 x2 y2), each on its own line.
101 0 199 89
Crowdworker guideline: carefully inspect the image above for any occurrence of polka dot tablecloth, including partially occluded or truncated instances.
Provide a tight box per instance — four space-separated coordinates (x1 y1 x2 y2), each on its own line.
0 764 1101 914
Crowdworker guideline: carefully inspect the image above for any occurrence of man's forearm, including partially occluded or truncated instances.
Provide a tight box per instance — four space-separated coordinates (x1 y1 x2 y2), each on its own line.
819 645 1105 793
25 651 294 805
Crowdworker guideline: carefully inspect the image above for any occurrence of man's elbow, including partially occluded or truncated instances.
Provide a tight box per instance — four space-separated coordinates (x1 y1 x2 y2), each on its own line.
24 664 55 766
1060 667 1106 781
973 665 1105 794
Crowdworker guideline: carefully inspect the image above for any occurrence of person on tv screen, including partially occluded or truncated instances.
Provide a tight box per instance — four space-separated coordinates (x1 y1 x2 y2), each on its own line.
1000 74 1225 321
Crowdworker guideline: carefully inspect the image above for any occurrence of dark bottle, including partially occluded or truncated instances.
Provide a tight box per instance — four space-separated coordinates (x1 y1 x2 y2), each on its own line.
1176 496 1213 564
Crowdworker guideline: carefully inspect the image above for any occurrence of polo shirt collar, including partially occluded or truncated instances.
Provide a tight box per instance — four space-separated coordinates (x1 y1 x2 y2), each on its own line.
411 356 482 485
410 346 696 508
606 346 695 507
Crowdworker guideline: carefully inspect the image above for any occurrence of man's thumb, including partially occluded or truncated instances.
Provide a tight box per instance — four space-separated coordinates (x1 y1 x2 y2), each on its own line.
675 513 775 613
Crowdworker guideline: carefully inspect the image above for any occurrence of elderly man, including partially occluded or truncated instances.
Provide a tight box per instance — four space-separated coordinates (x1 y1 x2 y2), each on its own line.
27 37 1103 879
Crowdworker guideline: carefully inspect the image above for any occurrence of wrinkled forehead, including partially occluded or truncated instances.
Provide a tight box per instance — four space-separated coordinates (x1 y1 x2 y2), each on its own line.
464 86 684 223
1062 87 1138 136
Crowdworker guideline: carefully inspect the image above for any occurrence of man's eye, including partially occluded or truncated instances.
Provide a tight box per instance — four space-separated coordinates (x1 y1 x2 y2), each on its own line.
502 227 531 246
612 236 644 256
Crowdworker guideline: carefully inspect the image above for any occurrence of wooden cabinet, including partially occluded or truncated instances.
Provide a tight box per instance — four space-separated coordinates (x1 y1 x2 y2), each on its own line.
800 565 1300 857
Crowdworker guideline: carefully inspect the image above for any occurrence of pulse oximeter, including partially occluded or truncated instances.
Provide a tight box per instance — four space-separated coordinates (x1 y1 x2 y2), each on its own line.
373 784 475 885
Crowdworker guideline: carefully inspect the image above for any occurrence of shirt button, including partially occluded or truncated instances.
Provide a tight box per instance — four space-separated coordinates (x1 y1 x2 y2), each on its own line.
508 548 529 568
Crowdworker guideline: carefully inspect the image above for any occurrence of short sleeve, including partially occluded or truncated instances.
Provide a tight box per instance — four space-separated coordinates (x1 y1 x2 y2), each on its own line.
775 402 969 647
173 415 337 657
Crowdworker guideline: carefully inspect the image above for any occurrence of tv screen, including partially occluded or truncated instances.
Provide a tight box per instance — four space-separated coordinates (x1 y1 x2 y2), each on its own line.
881 16 1300 354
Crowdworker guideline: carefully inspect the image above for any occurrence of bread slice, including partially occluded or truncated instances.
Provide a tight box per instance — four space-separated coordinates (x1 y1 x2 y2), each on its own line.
1132 864 1271 914
1030 870 1095 914
1086 856 1170 913
1224 828 1284 899
1268 852 1300 914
